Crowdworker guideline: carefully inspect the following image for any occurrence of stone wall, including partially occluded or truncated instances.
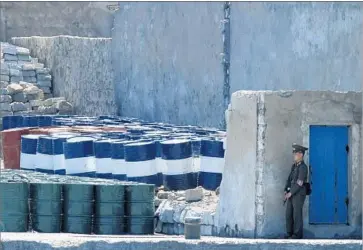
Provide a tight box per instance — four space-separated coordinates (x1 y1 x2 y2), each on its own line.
0 2 115 42
217 90 362 239
11 36 117 116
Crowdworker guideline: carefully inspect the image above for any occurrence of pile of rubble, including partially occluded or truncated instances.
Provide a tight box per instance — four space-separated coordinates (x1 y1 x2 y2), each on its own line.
154 186 219 236
0 42 73 121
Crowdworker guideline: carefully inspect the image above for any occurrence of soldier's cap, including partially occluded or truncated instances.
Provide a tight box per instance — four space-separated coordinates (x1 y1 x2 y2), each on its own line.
292 143 308 154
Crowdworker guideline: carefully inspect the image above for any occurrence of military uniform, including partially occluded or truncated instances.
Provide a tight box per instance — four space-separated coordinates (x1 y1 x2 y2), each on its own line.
284 144 308 239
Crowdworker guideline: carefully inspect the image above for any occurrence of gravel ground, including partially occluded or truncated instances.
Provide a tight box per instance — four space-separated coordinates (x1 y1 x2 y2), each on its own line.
0 233 361 250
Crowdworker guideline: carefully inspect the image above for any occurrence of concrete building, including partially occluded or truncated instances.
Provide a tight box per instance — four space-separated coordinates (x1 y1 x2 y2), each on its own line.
217 90 362 239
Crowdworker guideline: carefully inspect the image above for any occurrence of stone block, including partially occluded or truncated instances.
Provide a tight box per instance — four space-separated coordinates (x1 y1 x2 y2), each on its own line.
158 201 175 223
10 76 23 83
36 68 50 74
185 187 204 202
161 223 175 235
40 87 51 94
17 55 31 62
12 92 27 103
11 102 27 112
16 47 30 55
155 220 163 233
56 101 73 115
0 103 11 111
22 70 36 77
0 75 9 82
23 85 41 95
0 68 10 75
155 197 162 207
201 211 214 225
24 102 31 111
174 223 184 235
0 111 13 117
3 54 17 61
38 106 57 114
23 76 37 83
173 204 187 223
9 69 21 76
19 81 33 89
26 94 40 101
157 191 170 199
2 47 17 55
37 74 52 81
22 64 37 71
43 97 65 106
0 88 8 95
29 100 43 107
7 83 24 95
37 80 52 87
0 95 12 103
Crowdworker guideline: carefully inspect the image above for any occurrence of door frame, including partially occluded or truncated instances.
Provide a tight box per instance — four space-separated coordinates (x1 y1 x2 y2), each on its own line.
308 125 350 225
301 121 359 227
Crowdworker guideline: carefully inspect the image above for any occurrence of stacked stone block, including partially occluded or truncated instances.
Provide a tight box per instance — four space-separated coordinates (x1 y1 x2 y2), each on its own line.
0 42 73 126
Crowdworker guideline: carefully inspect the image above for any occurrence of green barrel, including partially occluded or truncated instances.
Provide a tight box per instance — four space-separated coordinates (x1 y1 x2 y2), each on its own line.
62 183 94 234
94 184 126 235
125 184 155 235
30 182 62 233
0 182 29 232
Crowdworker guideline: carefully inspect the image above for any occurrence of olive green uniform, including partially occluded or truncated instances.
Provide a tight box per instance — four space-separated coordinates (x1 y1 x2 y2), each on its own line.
284 160 308 239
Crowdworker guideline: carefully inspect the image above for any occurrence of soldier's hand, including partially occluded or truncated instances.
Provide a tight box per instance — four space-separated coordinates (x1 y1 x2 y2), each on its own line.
285 192 292 199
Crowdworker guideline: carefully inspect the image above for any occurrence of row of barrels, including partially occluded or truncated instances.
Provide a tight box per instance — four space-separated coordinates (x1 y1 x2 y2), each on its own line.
0 170 155 235
20 134 224 191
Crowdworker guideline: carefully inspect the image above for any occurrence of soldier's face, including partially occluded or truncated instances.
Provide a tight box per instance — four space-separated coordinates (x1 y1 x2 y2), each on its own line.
293 152 303 162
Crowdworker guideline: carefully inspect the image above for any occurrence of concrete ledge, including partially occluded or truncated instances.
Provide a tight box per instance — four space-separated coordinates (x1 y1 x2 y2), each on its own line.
1 233 361 250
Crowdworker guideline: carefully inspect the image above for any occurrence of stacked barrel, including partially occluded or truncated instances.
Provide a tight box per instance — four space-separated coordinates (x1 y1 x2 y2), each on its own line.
125 184 155 234
63 183 94 234
30 182 62 232
0 180 29 232
94 184 125 234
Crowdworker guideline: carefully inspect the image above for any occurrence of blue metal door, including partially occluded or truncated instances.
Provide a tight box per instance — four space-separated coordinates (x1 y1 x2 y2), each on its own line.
309 125 348 224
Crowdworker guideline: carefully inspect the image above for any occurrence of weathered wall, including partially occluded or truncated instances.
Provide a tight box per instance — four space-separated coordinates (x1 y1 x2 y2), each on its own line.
0 2 115 42
230 2 363 92
112 2 226 128
218 90 362 239
111 2 362 127
11 36 117 116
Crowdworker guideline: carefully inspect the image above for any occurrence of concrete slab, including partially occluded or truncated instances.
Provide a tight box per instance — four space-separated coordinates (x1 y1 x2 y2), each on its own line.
0 233 361 250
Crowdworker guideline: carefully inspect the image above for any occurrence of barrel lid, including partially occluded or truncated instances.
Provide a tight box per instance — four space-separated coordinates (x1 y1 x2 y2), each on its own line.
160 138 190 145
66 136 96 143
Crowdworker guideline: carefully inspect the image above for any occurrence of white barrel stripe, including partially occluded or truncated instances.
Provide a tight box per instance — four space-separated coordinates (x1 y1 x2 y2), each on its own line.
162 157 193 175
125 160 157 177
65 157 96 175
96 158 114 174
200 156 224 173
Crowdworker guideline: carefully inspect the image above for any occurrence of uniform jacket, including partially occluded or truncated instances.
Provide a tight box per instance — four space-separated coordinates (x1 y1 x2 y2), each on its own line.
284 161 308 197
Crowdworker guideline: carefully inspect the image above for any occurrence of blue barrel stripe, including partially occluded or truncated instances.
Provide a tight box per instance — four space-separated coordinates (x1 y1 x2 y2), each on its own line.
64 137 95 159
200 139 224 158
21 135 40 154
94 139 113 158
37 136 54 155
124 141 156 162
161 139 192 160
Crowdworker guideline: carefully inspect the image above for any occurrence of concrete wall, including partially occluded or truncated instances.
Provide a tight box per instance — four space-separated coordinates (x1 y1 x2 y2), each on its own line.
112 2 226 128
11 36 117 116
0 2 115 42
230 2 363 93
111 2 362 128
218 90 362 239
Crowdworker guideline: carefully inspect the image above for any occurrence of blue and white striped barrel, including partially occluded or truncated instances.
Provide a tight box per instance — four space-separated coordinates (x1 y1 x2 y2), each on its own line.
110 140 129 181
199 138 225 190
35 136 54 174
51 133 79 175
22 115 39 128
155 139 165 187
160 139 196 190
20 134 41 170
94 139 114 179
124 141 158 185
63 136 96 177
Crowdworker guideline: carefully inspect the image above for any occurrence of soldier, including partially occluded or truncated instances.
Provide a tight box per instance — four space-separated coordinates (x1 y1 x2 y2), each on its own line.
284 143 308 239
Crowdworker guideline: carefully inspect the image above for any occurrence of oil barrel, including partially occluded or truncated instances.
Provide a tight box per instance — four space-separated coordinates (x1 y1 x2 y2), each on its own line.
199 138 225 190
30 182 62 233
0 180 29 232
94 183 126 235
62 183 94 234
125 184 155 235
